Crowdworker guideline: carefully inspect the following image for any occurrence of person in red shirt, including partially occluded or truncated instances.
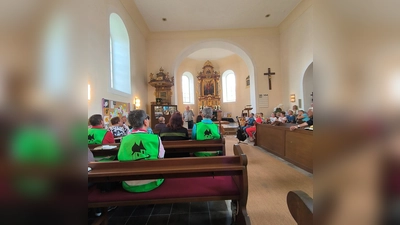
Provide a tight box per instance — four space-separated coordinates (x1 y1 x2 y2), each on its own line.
245 113 263 142
88 114 115 144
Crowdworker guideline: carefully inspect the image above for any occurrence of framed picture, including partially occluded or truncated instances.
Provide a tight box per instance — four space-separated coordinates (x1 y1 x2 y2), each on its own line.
202 79 215 96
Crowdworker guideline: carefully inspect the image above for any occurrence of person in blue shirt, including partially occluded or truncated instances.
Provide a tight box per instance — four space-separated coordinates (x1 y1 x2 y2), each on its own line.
286 110 296 123
242 113 255 133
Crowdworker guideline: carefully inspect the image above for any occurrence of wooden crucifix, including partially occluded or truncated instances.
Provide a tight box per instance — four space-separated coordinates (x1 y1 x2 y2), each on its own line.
264 68 276 90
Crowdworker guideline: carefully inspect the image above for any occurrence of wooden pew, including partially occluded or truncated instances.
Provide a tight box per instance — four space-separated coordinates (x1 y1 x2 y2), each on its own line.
154 129 193 137
88 144 251 225
287 190 313 225
89 137 226 157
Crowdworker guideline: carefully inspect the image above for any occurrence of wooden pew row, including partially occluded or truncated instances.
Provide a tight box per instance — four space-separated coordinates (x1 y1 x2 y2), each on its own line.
89 137 226 157
88 144 251 225
153 129 193 137
287 190 313 225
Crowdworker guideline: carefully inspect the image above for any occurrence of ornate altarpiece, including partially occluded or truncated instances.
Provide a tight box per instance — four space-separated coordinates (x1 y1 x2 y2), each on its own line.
196 60 221 111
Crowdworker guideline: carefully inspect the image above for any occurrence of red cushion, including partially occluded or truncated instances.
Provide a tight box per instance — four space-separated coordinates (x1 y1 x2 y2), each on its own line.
88 176 239 203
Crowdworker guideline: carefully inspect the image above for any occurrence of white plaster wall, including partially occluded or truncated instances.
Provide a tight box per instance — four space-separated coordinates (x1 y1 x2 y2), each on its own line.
280 3 313 111
87 0 148 117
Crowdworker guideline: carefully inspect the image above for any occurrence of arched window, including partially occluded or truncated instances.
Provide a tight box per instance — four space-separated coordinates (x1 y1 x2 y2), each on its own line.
109 13 131 94
222 70 236 102
182 72 194 104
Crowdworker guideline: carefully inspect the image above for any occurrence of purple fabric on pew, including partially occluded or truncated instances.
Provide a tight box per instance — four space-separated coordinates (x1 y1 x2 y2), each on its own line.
88 176 239 203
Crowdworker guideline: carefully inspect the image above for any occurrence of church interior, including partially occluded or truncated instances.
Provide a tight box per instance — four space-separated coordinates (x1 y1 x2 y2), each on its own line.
85 0 314 224
86 0 313 224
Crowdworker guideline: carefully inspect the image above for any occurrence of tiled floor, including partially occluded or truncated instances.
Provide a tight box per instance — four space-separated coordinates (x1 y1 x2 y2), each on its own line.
88 201 232 225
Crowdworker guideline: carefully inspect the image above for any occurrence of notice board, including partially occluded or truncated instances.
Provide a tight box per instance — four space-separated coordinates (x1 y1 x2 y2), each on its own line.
102 98 131 126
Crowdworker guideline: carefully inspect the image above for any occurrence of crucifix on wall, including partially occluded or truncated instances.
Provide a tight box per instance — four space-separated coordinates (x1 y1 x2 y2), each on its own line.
264 68 276 90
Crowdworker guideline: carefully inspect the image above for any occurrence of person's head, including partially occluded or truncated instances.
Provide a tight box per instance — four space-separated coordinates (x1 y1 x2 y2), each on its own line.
271 112 276 117
185 105 190 111
110 116 121 126
307 107 313 117
167 112 184 130
196 114 202 123
121 115 127 123
201 107 213 119
298 110 304 115
260 112 263 117
276 112 281 117
280 111 286 116
128 110 149 130
89 114 103 126
158 116 165 124
293 105 298 110
250 113 254 118
288 110 293 115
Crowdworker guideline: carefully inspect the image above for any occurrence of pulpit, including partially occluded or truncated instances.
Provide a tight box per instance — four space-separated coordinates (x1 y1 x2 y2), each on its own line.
242 107 253 117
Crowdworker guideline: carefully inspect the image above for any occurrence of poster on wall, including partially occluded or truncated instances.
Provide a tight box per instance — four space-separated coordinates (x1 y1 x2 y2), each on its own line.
258 93 269 108
102 98 131 127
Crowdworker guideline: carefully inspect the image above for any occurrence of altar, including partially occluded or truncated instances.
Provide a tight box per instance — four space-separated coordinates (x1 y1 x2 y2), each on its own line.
197 60 221 112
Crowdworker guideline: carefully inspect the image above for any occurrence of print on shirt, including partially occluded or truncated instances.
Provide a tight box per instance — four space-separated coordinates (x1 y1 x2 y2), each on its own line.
131 141 150 160
88 134 95 143
204 129 212 139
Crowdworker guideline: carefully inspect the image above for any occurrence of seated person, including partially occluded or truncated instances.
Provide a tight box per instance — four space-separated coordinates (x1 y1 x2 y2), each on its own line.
155 116 167 130
108 116 126 137
129 116 154 134
118 110 165 192
242 113 255 132
290 108 313 131
286 110 296 123
196 114 202 123
88 114 115 144
192 107 221 157
271 111 288 126
296 110 309 124
245 114 263 142
121 115 131 134
159 112 189 141
268 112 277 124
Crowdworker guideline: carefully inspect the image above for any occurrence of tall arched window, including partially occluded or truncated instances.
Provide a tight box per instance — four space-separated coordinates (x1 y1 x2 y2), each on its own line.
182 72 194 104
222 70 236 102
109 13 131 94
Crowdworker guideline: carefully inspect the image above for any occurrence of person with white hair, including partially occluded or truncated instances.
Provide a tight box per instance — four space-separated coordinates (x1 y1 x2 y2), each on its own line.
191 107 221 156
290 107 313 131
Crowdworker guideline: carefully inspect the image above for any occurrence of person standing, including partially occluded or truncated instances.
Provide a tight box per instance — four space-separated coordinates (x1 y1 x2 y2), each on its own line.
183 105 195 129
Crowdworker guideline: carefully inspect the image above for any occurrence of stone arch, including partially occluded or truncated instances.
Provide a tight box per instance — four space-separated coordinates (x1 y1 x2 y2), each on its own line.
172 39 257 110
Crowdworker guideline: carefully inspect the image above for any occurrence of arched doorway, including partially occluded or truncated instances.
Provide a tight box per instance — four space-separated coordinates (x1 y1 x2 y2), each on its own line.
172 40 257 110
302 62 313 109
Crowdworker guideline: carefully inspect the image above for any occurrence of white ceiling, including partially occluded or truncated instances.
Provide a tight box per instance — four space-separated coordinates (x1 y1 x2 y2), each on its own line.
133 0 302 32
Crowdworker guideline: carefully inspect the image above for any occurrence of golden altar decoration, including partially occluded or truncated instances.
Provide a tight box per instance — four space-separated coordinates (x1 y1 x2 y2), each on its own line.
196 60 221 111
148 67 174 104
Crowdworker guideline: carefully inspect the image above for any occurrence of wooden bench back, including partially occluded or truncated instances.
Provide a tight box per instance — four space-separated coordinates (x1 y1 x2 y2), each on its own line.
89 137 225 156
